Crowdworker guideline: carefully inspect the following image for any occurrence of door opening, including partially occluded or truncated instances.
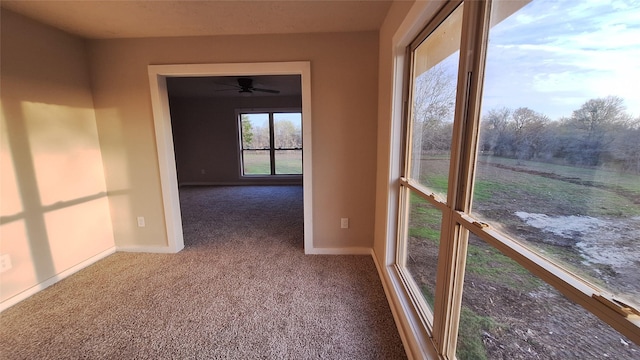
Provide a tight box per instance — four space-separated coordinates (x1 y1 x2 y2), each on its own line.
148 62 313 253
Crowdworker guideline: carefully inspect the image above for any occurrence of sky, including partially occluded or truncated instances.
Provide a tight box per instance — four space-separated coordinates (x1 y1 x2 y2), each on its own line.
243 112 302 129
481 0 640 120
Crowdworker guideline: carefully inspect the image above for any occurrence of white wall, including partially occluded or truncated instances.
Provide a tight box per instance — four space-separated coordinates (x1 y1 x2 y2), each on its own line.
88 31 380 250
0 9 115 306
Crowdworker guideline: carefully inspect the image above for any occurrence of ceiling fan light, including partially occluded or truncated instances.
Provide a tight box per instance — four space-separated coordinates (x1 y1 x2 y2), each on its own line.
239 89 252 97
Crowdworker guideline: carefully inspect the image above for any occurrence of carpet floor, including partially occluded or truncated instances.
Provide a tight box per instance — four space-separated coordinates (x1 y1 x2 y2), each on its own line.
0 185 407 359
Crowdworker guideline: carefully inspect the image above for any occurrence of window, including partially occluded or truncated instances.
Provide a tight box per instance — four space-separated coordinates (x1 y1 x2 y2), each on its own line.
396 0 640 358
238 110 302 176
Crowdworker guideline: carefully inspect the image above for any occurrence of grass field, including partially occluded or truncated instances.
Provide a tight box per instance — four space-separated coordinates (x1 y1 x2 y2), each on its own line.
407 154 640 359
242 150 302 175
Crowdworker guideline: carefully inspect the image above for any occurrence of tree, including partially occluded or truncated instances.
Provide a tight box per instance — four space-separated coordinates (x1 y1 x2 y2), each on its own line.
610 117 640 173
412 63 457 154
509 107 550 160
480 96 638 173
480 107 511 156
561 96 630 166
251 124 270 149
241 115 253 147
274 120 301 148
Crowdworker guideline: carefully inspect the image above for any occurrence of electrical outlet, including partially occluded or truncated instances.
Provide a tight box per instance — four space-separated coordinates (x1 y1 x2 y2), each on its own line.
341 218 349 229
0 254 12 273
201 169 206 174
137 216 146 227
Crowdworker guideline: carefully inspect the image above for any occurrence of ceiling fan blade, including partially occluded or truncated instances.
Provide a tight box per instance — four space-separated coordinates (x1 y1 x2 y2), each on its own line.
252 88 280 94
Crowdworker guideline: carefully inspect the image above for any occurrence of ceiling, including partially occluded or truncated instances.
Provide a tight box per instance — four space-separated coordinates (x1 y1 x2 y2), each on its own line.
2 1 391 99
166 75 302 98
1 0 393 39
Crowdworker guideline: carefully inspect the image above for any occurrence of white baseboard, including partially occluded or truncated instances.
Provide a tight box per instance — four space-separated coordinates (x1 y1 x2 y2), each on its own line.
115 245 180 253
0 247 116 312
305 246 372 255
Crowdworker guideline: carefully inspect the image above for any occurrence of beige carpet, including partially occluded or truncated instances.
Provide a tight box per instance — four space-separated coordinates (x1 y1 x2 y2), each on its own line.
0 186 407 359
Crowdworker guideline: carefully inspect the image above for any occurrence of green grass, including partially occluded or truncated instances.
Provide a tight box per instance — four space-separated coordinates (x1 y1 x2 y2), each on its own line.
408 193 442 244
409 227 440 242
481 156 640 195
457 306 500 360
415 155 640 217
275 159 302 174
243 151 302 175
415 156 451 195
421 286 436 309
472 180 509 202
423 174 449 195
466 239 542 291
405 154 640 359
490 154 637 185
474 156 640 217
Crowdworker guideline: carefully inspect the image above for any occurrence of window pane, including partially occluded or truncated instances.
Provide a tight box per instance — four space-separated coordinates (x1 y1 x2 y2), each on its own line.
457 232 639 360
407 4 463 198
242 150 270 175
274 113 302 149
404 190 442 310
241 113 270 150
275 150 302 174
474 0 640 303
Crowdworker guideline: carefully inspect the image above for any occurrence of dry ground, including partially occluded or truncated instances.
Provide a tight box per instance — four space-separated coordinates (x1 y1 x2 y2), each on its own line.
407 156 640 359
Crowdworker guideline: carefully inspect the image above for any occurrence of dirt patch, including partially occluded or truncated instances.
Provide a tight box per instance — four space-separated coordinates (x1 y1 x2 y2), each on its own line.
515 212 640 301
408 158 640 358
408 230 640 359
463 274 640 360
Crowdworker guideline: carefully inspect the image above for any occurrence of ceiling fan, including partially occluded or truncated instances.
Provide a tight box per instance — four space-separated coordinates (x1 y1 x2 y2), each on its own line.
216 77 280 96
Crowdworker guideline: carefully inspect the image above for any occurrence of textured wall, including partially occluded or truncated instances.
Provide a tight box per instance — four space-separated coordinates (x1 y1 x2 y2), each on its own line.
88 31 379 249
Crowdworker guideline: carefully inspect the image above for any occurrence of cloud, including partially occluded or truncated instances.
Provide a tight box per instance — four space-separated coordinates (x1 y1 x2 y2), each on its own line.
482 0 640 119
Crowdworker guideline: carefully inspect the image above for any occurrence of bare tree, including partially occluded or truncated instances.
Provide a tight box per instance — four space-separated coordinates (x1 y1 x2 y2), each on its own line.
610 117 640 173
510 107 550 160
274 119 302 149
480 107 512 156
560 96 630 166
481 96 639 173
412 63 457 154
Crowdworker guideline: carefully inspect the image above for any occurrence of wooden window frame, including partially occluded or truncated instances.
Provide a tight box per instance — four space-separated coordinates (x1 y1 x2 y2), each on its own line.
394 1 640 358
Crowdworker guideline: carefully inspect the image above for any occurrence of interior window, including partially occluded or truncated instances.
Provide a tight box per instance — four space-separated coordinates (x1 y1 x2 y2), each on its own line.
239 111 302 176
274 113 303 174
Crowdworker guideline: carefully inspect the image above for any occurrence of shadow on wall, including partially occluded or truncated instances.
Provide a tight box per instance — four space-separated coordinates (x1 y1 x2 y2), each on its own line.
0 99 116 304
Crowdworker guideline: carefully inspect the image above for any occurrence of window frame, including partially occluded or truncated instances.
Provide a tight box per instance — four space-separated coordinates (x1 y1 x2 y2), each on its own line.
236 108 303 178
393 1 640 358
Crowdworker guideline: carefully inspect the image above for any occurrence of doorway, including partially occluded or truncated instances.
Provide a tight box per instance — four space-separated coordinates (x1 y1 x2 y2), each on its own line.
147 62 313 253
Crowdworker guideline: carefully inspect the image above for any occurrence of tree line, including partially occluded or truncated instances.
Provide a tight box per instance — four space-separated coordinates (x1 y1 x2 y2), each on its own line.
241 116 302 150
412 70 640 174
479 96 640 173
